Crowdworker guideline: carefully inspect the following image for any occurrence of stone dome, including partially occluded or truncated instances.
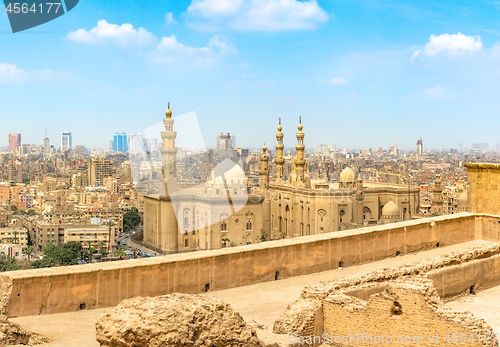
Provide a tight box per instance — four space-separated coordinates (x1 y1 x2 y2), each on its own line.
458 190 467 206
382 201 400 217
339 167 355 183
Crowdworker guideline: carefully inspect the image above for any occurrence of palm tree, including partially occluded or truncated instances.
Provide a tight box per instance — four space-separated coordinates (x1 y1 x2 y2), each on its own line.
99 242 106 257
23 247 32 262
104 221 115 255
12 231 18 244
114 246 126 260
132 248 138 259
87 241 93 262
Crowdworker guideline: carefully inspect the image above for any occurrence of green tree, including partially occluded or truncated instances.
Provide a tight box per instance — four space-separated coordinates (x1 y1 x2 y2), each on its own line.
63 242 83 257
123 209 141 232
222 237 230 248
10 205 17 212
0 254 21 272
12 231 18 244
280 231 287 239
260 230 268 242
31 242 79 268
26 209 37 216
132 248 138 259
114 246 126 259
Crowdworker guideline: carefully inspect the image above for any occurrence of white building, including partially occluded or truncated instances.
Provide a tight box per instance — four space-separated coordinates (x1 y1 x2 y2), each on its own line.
61 131 72 152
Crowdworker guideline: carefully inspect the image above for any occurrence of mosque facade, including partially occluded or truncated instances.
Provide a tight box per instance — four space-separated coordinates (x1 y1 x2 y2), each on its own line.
143 106 420 254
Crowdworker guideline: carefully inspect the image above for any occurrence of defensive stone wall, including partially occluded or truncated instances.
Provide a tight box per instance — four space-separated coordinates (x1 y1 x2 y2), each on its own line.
1 213 499 318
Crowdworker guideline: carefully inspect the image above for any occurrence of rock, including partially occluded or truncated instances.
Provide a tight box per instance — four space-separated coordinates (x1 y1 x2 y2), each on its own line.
273 298 322 336
96 293 265 347
0 320 50 346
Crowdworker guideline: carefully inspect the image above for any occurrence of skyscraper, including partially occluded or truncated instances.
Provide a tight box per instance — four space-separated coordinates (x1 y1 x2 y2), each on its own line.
113 133 128 153
417 138 423 155
61 131 72 152
43 129 50 153
215 133 235 156
8 134 21 152
127 134 144 153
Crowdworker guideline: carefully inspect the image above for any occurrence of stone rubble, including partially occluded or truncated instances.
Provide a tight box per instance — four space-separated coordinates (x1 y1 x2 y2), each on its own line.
96 293 266 347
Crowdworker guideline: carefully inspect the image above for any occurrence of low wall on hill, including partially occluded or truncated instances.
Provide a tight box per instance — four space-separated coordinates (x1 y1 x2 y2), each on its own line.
1 213 499 318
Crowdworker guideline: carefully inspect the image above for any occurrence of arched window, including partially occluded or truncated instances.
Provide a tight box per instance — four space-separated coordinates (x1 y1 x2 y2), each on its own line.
221 221 227 231
340 210 346 223
363 207 371 221
317 209 327 233
246 221 252 230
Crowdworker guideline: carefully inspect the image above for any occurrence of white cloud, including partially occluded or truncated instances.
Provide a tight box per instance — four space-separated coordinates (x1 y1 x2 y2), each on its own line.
165 12 179 25
67 20 157 47
330 77 346 84
425 85 454 100
186 0 329 31
412 33 483 59
149 35 237 66
410 50 422 60
0 63 70 84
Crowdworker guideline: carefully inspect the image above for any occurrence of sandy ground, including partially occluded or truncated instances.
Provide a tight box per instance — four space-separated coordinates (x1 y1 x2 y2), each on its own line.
446 285 500 333
10 239 495 346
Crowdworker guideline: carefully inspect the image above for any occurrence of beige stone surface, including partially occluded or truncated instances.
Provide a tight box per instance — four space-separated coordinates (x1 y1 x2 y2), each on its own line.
95 293 264 347
465 163 500 215
8 240 495 347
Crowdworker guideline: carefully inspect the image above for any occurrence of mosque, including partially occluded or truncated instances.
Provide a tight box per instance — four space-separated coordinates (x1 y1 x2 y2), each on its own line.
143 106 420 254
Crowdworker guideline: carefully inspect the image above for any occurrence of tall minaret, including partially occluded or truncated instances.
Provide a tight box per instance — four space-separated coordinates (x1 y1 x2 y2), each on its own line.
294 117 307 182
275 118 285 181
160 103 179 253
355 174 364 227
394 134 398 156
161 102 178 193
259 145 269 190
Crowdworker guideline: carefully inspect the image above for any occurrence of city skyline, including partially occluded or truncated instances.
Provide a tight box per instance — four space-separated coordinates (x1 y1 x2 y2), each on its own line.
2 0 500 149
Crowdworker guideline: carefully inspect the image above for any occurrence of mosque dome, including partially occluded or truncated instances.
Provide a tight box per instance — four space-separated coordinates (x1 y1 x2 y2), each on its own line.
458 190 467 206
339 167 355 183
382 201 400 217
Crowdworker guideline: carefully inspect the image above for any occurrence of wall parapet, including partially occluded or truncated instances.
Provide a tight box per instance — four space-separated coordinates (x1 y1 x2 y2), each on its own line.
1 212 499 318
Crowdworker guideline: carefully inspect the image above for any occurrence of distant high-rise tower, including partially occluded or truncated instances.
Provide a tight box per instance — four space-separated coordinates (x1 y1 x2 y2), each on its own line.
43 129 50 153
215 133 235 156
113 132 128 153
8 134 21 152
61 131 72 152
417 138 423 155
393 134 398 156
127 134 144 153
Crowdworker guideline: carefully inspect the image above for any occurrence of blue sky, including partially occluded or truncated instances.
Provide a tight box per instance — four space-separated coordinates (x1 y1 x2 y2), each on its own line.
1 0 500 150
